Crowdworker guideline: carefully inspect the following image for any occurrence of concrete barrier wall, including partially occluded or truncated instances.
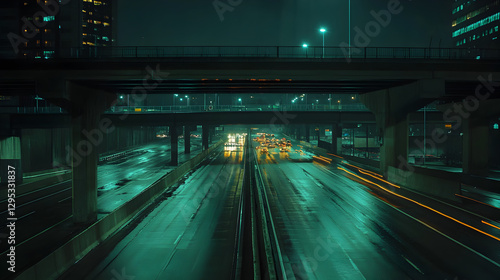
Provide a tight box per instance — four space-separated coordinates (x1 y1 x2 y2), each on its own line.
298 141 462 202
388 166 461 202
17 140 223 280
317 140 332 151
299 141 329 154
340 154 380 171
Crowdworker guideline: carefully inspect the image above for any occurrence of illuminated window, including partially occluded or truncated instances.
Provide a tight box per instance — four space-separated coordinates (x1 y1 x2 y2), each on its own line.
453 12 500 37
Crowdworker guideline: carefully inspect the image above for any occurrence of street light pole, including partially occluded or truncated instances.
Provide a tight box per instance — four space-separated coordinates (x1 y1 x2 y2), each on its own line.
320 28 326 58
302 43 308 58
349 0 351 58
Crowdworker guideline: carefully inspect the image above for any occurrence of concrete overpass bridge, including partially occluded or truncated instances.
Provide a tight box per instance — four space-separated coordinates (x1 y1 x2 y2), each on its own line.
1 46 499 225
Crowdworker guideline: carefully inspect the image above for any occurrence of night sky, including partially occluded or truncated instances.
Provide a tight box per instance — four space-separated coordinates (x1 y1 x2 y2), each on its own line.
117 0 452 48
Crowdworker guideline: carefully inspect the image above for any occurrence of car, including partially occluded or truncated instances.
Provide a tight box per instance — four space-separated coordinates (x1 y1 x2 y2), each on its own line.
280 147 287 152
268 144 276 148
261 147 268 153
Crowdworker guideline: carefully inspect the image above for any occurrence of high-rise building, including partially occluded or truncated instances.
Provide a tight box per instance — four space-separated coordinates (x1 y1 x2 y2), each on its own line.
1 0 117 59
452 0 500 48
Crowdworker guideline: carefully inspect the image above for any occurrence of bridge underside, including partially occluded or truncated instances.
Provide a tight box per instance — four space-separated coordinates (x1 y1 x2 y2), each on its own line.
4 110 451 129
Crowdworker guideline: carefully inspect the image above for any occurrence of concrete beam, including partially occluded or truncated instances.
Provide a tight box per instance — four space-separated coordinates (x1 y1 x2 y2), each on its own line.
360 79 445 175
184 126 191 154
169 125 178 166
331 123 340 154
463 118 489 176
305 124 310 142
68 82 113 224
438 99 500 176
361 79 445 125
202 125 209 151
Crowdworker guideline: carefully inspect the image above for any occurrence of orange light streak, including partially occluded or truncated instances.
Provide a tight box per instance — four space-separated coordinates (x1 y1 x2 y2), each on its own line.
337 167 500 242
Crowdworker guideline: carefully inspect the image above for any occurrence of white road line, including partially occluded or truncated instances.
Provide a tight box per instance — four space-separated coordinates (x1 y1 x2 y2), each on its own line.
402 255 424 275
19 211 36 220
58 197 71 203
385 198 500 269
174 234 182 245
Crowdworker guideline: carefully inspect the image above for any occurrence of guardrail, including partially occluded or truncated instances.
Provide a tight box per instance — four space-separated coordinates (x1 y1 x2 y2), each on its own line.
0 103 440 115
2 46 499 60
106 104 370 113
0 104 370 114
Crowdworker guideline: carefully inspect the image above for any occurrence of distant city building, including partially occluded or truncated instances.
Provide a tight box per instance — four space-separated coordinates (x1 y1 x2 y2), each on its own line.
1 0 117 59
452 0 500 48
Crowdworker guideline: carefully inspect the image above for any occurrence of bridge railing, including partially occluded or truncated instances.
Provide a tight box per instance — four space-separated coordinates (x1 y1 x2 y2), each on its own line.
105 104 370 113
0 104 370 114
0 103 443 114
1 46 499 60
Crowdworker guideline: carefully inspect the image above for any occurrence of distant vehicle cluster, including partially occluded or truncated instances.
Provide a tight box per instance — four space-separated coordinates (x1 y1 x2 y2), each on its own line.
254 133 291 154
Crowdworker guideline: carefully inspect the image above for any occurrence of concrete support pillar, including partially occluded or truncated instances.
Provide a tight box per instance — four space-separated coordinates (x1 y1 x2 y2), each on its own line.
331 123 340 154
463 118 489 176
202 125 209 151
210 126 216 143
360 79 444 176
380 118 409 177
184 126 191 154
305 125 310 142
0 136 23 186
170 125 178 166
66 82 114 225
71 113 99 224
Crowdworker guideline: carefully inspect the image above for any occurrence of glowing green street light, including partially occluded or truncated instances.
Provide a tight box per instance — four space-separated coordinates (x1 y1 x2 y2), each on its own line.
173 94 179 106
319 28 326 58
302 43 308 57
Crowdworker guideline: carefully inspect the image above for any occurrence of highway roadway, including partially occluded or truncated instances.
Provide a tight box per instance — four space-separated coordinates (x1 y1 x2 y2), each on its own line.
76 133 500 279
255 135 500 279
4 131 500 279
0 137 203 278
85 146 244 280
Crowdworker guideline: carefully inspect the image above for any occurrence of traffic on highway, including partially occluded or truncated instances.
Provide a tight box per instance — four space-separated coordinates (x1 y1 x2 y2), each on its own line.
73 130 500 279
